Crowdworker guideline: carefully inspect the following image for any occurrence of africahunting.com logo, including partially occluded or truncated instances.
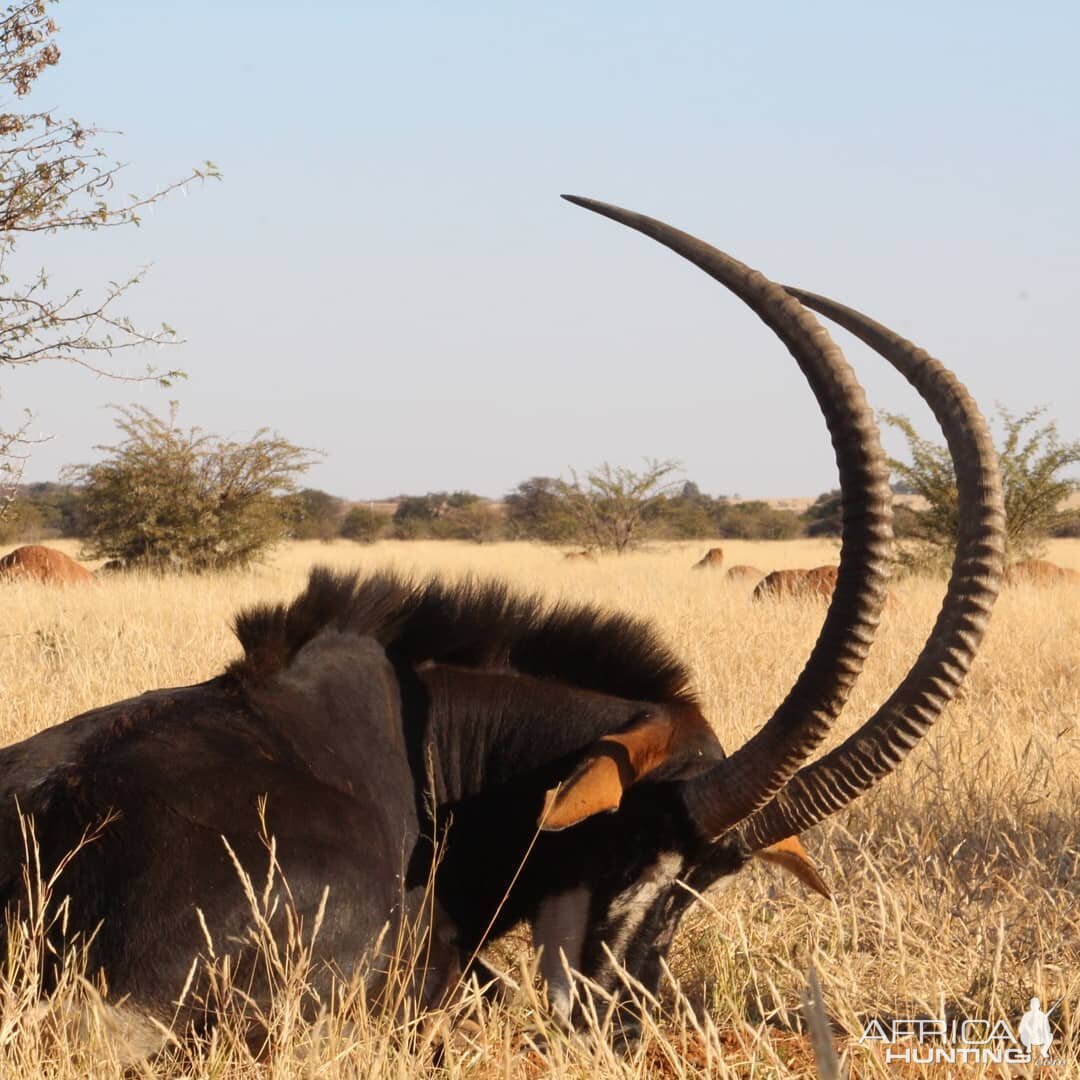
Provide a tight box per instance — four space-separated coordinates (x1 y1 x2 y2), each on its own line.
860 997 1067 1066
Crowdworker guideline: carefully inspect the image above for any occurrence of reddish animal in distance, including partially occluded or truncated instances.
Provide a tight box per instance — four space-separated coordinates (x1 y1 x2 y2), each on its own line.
563 550 596 562
0 545 93 585
754 565 838 601
1003 559 1080 586
692 547 725 570
754 565 899 609
725 564 763 584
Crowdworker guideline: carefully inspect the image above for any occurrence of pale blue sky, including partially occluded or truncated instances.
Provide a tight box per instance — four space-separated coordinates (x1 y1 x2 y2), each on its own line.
7 1 1079 499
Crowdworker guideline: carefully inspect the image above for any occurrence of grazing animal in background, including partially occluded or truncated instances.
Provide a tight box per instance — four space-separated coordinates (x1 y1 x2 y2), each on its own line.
1003 558 1080 586
0 545 94 585
725 564 763 584
0 198 1004 1043
692 547 725 570
753 565 838 601
564 550 596 562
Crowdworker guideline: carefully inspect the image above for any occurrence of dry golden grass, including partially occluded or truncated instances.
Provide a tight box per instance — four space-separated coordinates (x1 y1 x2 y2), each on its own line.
0 537 1078 1076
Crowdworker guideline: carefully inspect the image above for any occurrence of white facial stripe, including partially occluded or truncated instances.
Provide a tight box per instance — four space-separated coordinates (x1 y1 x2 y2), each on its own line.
532 886 591 1021
604 852 684 964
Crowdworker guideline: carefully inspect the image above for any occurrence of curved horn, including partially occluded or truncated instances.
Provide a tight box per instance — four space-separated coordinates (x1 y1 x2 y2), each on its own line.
561 196 893 835
739 289 1005 851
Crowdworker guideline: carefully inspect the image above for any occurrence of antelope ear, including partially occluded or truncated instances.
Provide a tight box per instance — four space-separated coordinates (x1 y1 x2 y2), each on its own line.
752 835 831 899
539 714 676 831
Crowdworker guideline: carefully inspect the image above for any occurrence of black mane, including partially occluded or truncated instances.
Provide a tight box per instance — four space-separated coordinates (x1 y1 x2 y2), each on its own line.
229 568 697 707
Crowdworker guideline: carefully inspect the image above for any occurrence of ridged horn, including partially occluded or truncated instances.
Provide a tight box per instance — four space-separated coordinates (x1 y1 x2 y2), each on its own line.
739 289 1006 851
561 196 893 835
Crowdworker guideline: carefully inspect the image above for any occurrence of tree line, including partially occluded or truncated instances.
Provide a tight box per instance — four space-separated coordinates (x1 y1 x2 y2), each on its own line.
2 401 1077 574
1 470 831 550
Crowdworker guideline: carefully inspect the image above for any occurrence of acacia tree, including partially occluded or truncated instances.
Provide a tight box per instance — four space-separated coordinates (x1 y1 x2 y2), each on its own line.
555 459 682 553
884 406 1080 566
504 476 579 542
70 403 317 572
0 0 217 520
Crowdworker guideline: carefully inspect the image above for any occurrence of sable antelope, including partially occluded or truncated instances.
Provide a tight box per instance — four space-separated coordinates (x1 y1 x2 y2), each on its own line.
564 550 596 562
0 545 94 585
0 199 1004 1045
725 564 763 584
1003 558 1080 586
753 565 838 601
692 547 725 569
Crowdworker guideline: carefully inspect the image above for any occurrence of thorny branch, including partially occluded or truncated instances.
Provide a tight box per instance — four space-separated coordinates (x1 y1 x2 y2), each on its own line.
0 406 43 518
0 0 219 520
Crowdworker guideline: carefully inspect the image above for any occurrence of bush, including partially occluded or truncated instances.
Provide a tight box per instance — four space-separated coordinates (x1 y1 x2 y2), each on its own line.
892 502 922 540
884 406 1080 566
283 488 345 541
430 502 504 543
390 491 490 540
0 482 90 542
645 496 717 539
340 506 385 543
1051 516 1080 539
802 490 842 537
711 500 803 540
70 404 316 572
504 478 579 542
0 498 46 543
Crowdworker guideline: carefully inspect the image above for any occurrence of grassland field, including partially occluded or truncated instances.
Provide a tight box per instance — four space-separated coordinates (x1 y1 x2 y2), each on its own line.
0 537 1077 1077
